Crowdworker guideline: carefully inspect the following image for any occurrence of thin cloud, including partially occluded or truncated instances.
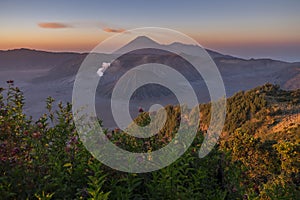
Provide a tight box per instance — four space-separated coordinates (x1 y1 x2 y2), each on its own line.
38 22 71 29
38 21 127 33
103 27 126 33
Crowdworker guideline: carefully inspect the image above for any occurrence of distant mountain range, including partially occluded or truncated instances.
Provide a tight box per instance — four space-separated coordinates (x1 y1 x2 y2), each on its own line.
1 36 299 91
0 36 299 123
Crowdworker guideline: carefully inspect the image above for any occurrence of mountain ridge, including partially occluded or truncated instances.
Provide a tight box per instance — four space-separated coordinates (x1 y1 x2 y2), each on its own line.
0 36 299 126
1 36 297 64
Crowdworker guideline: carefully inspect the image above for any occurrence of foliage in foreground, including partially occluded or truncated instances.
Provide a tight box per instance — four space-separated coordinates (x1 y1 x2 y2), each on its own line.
0 82 299 199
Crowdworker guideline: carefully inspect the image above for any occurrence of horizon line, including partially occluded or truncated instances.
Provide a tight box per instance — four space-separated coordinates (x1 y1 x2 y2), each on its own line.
0 47 297 64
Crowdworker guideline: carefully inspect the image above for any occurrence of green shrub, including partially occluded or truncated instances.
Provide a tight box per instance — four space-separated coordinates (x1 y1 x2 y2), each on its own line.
1 82 299 199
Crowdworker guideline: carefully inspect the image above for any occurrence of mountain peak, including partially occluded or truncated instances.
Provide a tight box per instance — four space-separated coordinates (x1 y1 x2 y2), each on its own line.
127 35 160 46
114 35 161 54
133 35 156 42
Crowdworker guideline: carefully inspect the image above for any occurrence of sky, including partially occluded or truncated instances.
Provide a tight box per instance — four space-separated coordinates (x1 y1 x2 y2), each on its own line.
0 0 300 62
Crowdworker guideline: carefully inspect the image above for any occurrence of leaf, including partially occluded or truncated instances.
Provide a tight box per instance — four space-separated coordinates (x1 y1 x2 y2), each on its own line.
63 163 72 168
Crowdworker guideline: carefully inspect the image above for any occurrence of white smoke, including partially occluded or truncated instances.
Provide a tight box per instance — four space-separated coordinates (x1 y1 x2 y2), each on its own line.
97 62 111 77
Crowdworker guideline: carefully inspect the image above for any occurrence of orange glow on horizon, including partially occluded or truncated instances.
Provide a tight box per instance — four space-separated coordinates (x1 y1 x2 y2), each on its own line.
1 27 300 53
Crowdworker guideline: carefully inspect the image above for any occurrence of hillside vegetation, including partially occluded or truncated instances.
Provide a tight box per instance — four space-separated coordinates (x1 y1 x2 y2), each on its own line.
0 82 299 199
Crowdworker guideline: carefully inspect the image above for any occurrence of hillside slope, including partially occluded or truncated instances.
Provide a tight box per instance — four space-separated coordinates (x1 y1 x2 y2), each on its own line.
132 84 300 143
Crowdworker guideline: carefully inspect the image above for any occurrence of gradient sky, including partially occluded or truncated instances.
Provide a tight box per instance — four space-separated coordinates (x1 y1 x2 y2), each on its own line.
1 0 300 61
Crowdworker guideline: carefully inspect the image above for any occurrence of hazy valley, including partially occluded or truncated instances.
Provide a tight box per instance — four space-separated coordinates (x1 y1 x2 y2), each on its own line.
0 37 299 128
